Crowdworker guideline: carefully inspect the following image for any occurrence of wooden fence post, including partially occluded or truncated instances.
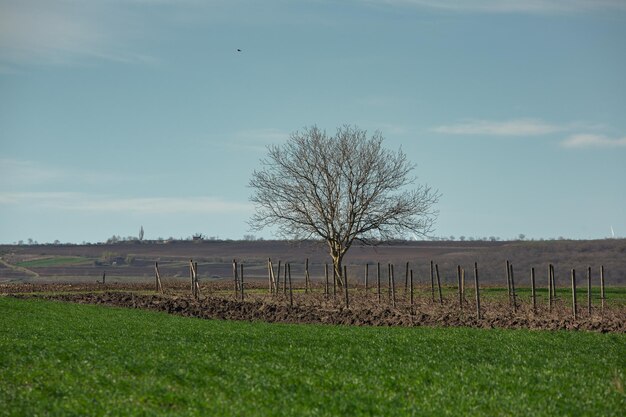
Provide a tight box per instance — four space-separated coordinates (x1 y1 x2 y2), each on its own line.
232 259 238 297
404 261 409 296
506 260 511 304
324 263 329 296
457 265 463 310
195 262 200 299
268 258 273 294
390 264 396 308
344 265 349 309
283 262 287 295
155 262 163 293
530 267 536 314
461 268 467 303
305 258 310 294
510 263 517 313
474 262 481 319
333 266 337 296
435 263 443 305
571 268 577 319
288 263 293 307
410 269 414 314
273 259 279 295
102 271 106 285
377 262 381 304
387 264 392 304
365 263 369 294
600 265 605 313
190 259 195 298
587 266 592 317
190 259 199 299
239 262 244 301
548 264 552 312
430 260 435 302
550 264 556 307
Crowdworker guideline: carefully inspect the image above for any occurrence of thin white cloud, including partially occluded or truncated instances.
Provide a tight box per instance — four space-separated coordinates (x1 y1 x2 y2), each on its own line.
561 134 626 149
431 120 626 150
0 159 67 185
0 158 141 187
0 0 156 67
374 0 626 14
431 119 565 136
0 192 253 214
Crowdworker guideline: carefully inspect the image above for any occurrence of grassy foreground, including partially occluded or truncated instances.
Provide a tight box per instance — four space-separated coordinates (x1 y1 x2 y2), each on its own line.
1 298 624 416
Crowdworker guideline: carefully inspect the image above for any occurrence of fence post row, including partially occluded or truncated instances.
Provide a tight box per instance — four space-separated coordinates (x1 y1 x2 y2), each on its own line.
159 258 608 322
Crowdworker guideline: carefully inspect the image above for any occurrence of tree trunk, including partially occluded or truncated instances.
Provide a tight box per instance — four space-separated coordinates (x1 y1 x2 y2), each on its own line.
331 253 345 288
328 239 348 288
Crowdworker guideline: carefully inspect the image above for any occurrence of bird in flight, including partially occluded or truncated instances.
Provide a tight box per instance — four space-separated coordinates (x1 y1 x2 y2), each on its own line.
236 49 242 52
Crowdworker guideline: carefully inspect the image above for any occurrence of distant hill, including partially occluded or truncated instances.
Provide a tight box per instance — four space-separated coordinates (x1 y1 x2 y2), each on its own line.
1 239 624 285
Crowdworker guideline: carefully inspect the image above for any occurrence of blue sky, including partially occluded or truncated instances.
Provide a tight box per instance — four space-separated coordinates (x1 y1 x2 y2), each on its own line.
1 0 625 243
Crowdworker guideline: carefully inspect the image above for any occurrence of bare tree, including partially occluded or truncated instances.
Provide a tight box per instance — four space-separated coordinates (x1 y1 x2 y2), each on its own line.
249 125 440 285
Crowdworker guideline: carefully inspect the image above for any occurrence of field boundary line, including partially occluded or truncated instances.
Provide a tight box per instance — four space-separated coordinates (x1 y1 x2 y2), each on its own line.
0 258 40 278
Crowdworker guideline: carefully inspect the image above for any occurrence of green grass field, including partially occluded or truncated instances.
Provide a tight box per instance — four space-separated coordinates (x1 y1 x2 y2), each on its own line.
1 297 624 416
478 286 626 304
15 256 92 268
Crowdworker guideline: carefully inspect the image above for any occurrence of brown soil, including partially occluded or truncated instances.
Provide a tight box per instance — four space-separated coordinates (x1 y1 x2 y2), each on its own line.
4 283 624 333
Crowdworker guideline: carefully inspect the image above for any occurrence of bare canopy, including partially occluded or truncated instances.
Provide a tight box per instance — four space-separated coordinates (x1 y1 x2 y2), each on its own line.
249 125 440 284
